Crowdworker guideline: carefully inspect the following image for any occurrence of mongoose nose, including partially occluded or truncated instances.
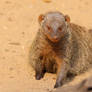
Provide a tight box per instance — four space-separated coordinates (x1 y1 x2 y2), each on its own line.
54 36 58 40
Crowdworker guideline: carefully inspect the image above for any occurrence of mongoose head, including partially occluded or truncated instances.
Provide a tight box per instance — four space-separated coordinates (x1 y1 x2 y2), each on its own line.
38 11 70 43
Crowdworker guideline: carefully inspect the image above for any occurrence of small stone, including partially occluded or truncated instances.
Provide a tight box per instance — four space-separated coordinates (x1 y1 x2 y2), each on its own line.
43 0 51 3
5 49 9 52
22 32 25 35
2 57 6 59
8 17 13 22
8 42 21 45
5 1 12 4
9 67 14 71
9 76 14 78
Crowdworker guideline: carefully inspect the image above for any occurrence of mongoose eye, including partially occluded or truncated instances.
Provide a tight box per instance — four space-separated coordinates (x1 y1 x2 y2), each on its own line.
47 25 51 31
58 27 62 32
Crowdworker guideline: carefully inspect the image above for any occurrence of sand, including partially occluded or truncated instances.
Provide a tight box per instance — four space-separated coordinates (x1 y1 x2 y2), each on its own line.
0 0 92 92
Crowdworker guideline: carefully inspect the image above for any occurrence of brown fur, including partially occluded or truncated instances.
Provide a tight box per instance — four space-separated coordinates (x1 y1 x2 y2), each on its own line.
29 11 92 88
52 76 92 92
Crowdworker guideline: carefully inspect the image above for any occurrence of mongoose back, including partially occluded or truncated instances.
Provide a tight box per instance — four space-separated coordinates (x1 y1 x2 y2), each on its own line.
30 11 92 88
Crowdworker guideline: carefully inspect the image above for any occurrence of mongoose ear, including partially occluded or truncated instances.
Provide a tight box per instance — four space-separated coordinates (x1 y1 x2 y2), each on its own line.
65 15 70 23
38 14 45 24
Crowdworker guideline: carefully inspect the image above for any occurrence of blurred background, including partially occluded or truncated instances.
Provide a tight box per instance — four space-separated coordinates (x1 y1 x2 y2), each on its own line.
0 0 92 92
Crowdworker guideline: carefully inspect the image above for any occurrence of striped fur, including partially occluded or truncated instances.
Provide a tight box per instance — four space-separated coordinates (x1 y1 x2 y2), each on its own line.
29 12 92 88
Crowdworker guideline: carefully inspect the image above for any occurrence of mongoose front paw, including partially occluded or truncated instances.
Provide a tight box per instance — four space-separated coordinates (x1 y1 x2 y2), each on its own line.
54 82 63 88
35 73 44 80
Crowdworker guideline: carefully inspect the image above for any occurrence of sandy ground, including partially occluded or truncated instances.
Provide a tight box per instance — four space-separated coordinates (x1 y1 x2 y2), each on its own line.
0 0 92 92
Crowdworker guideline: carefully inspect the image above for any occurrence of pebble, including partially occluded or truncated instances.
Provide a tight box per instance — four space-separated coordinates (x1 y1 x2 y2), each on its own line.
43 0 51 3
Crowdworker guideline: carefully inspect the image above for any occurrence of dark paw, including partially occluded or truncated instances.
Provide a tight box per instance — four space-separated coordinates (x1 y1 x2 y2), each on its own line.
54 82 63 88
35 73 44 80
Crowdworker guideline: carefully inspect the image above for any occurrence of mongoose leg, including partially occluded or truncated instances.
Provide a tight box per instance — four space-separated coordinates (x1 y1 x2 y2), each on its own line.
54 58 69 88
35 58 46 80
30 52 46 80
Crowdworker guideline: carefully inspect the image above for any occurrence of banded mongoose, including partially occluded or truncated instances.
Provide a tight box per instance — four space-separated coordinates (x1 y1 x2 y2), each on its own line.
53 76 92 92
30 11 92 88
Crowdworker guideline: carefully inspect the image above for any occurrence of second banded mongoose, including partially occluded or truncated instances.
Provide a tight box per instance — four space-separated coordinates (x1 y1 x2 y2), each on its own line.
53 76 92 92
30 11 92 88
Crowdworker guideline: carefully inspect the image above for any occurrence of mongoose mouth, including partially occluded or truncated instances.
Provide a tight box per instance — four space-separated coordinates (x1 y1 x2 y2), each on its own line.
46 35 60 43
50 38 60 43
